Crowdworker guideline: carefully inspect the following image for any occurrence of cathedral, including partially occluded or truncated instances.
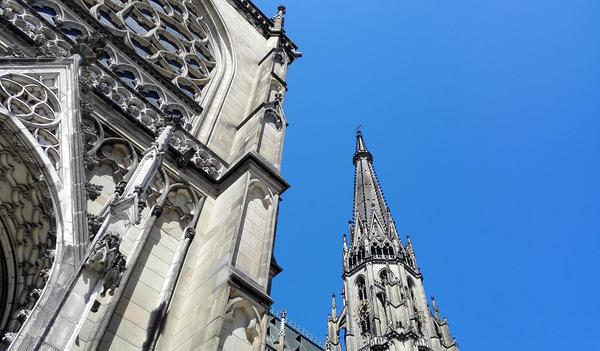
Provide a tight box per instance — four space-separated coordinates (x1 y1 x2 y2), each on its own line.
0 0 458 350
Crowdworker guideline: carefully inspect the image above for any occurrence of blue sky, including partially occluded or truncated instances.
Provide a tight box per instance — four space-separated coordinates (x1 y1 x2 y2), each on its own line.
253 1 600 349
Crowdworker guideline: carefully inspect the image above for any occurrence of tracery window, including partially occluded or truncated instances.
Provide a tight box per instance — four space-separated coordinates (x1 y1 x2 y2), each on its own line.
382 243 394 257
356 276 367 301
0 74 61 167
379 269 389 283
83 0 216 102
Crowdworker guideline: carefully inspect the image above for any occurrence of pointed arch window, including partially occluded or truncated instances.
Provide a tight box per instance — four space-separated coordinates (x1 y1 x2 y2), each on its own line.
382 243 394 257
379 269 389 284
407 278 417 302
356 276 367 301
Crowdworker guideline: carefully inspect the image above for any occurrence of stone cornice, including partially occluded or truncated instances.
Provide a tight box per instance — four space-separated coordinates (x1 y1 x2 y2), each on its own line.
225 0 301 62
229 267 273 306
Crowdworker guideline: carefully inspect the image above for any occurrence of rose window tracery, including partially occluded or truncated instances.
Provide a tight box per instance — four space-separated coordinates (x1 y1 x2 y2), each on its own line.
82 0 216 102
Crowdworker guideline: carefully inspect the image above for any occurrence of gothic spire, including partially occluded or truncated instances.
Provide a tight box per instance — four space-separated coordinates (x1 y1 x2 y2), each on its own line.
351 130 396 243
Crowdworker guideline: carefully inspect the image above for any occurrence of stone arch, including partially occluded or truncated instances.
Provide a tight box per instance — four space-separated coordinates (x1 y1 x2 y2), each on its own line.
220 296 263 351
191 0 236 141
0 104 62 350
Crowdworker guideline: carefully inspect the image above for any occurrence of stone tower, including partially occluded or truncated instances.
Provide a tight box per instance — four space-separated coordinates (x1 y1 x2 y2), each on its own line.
0 0 299 350
326 131 459 351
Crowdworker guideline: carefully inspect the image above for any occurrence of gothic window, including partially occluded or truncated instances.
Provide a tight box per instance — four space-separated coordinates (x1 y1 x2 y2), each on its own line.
361 320 370 335
382 243 394 257
373 243 383 257
379 269 389 283
356 276 367 301
408 278 417 302
83 0 216 102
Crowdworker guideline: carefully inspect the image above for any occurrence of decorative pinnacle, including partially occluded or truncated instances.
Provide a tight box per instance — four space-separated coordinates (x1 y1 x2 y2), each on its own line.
331 293 337 318
278 309 287 337
432 296 441 319
272 5 286 30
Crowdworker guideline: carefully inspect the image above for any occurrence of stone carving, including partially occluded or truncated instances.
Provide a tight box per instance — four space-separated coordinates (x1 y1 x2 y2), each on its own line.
184 227 195 240
84 233 127 297
151 204 163 217
0 333 16 345
0 73 62 167
0 0 74 58
87 213 103 239
1 0 214 131
70 34 108 66
80 0 216 102
0 136 57 344
113 180 127 199
136 198 147 224
86 182 103 201
15 309 30 323
0 45 24 58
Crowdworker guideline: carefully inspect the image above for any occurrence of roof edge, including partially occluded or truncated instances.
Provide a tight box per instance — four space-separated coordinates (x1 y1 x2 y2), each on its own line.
225 0 301 62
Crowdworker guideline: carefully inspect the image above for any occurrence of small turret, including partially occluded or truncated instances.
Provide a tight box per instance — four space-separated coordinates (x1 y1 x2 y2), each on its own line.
432 296 441 320
331 293 337 318
405 235 420 272
274 310 286 351
271 5 286 31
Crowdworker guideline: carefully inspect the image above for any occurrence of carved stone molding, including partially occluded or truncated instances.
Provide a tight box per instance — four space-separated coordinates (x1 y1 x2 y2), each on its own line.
85 182 103 201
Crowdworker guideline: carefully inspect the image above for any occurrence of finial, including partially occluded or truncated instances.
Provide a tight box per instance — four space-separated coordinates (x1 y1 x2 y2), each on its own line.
432 296 441 319
324 336 332 351
274 309 287 350
279 309 287 337
331 293 337 316
272 5 286 31
343 234 348 252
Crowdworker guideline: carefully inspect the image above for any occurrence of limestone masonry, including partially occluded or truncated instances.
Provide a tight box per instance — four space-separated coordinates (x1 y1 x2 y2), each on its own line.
0 0 458 350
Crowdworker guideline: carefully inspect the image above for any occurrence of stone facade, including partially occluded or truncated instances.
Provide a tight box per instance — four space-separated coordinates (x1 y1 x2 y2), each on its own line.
326 132 459 351
0 0 300 350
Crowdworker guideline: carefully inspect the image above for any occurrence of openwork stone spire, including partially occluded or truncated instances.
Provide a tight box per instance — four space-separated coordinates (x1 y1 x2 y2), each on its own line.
351 130 397 244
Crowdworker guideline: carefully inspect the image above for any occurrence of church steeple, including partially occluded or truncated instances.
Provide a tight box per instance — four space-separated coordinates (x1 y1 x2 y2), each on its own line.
351 130 398 245
327 130 459 351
